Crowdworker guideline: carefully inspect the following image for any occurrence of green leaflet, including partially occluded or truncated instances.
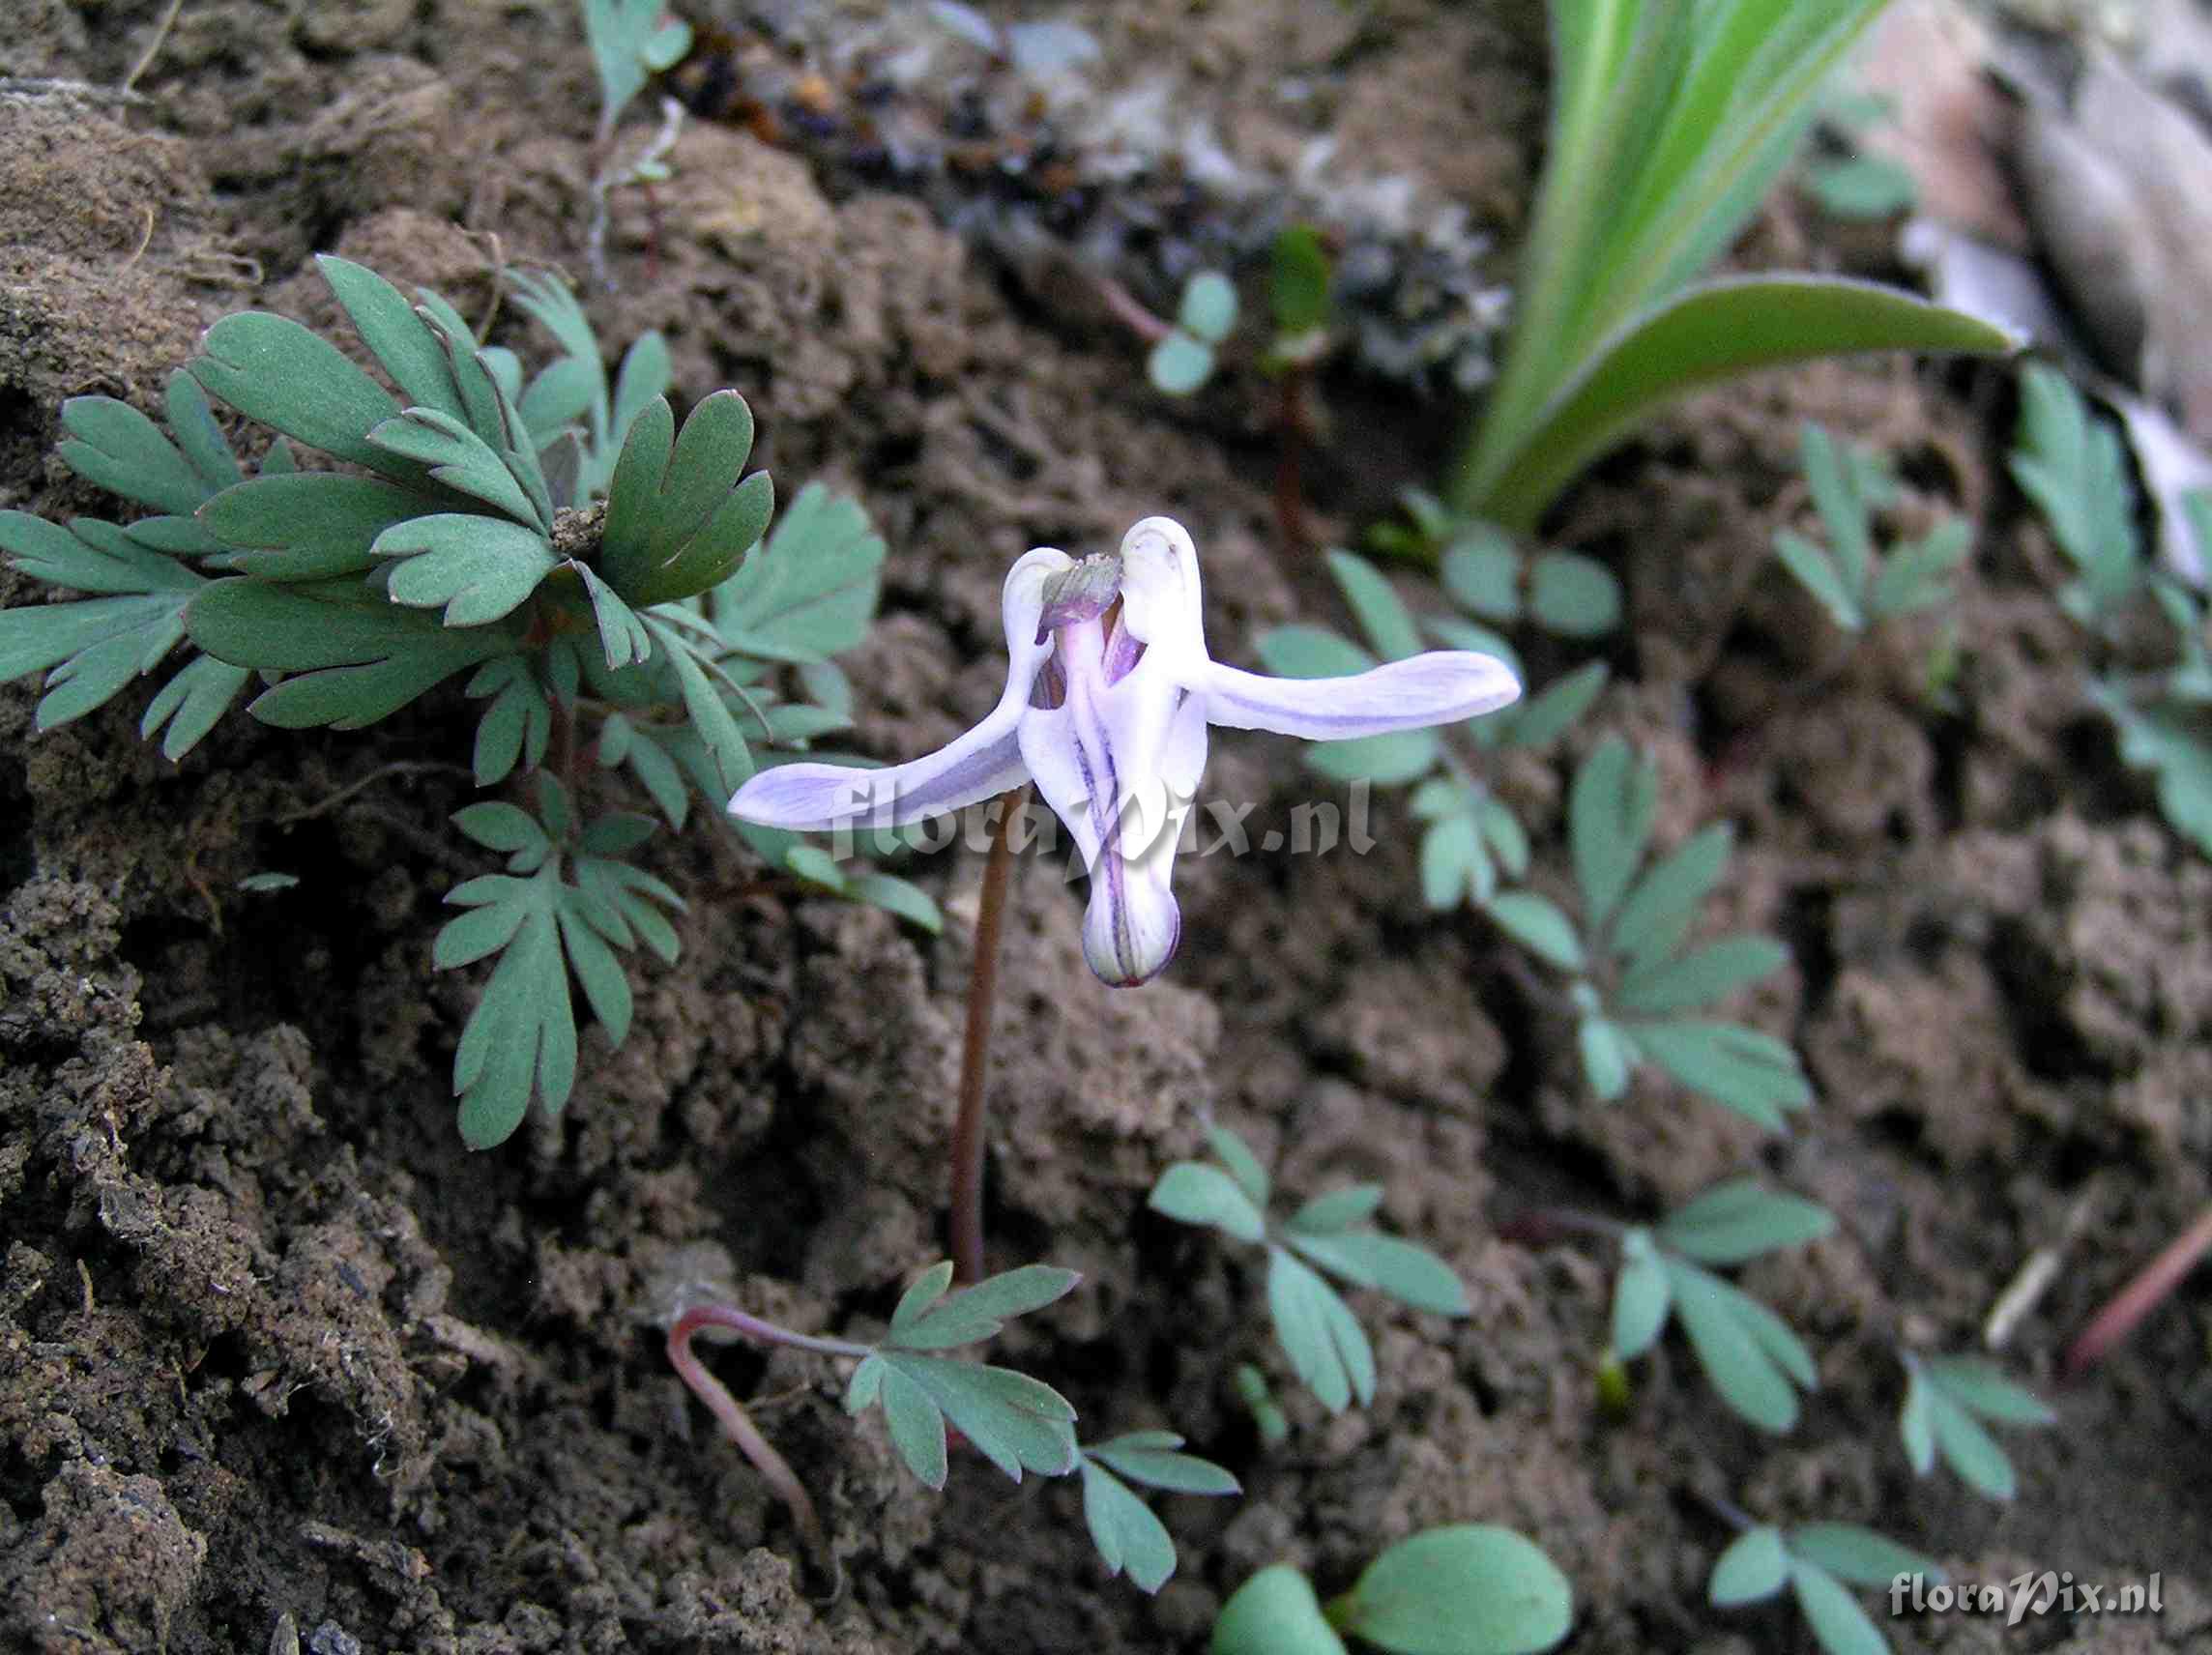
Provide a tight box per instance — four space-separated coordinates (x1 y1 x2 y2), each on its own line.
1329 1524 1573 1655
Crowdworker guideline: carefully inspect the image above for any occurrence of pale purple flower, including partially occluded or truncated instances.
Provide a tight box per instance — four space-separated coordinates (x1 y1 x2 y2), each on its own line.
728 516 1520 985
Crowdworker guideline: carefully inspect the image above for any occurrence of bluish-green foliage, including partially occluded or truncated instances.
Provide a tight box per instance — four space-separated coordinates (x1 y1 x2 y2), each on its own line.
1150 1125 1468 1415
0 257 932 1148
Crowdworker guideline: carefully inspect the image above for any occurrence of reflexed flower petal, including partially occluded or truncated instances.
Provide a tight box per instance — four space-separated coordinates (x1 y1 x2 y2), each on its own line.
1202 651 1520 740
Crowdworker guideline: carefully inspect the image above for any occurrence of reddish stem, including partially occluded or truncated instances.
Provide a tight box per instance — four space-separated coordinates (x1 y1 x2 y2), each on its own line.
2063 1203 2212 1379
666 1302 871 1591
1273 364 1311 557
950 788 1026 1284
1092 274 1174 344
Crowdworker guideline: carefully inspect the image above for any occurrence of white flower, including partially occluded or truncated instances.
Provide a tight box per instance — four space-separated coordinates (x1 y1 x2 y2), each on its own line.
729 517 1520 984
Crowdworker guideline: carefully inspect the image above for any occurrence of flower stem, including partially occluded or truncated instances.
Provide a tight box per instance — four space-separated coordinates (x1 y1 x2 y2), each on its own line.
2063 1201 2212 1379
665 1302 871 1594
951 787 1027 1284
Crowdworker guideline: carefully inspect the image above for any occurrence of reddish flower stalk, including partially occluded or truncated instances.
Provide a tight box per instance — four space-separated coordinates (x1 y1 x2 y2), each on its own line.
2063 1202 2212 1379
950 787 1026 1284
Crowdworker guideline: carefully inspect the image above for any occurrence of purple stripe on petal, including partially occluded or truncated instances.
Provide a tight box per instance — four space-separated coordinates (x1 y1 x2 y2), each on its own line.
1202 651 1520 740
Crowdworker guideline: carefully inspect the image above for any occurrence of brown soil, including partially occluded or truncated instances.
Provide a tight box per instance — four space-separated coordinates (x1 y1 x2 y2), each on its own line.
5 4 2211 1653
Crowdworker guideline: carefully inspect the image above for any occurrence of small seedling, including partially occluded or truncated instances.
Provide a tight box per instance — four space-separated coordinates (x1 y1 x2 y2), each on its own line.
2009 366 2212 857
1147 272 1239 396
1899 1353 2054 1500
1606 1178 1834 1433
1149 1125 1468 1414
1483 736 1812 1128
1212 1525 1573 1655
580 0 691 144
1772 422 1970 632
1233 1362 1291 1447
669 1261 1236 1593
1803 90 1918 221
1711 1519 1941 1655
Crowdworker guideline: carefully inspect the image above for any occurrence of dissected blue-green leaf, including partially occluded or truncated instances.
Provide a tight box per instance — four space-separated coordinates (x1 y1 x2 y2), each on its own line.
877 1361 949 1488
1177 272 1237 344
1148 333 1216 396
1610 1234 1671 1359
1484 890 1585 972
1775 528 1862 630
187 578 516 727
601 391 771 606
1079 1459 1179 1593
842 870 943 932
1788 1560 1888 1655
375 513 559 627
1212 1563 1349 1655
711 481 884 663
1657 1178 1834 1264
1326 549 1424 661
1266 1243 1375 1412
162 370 244 498
1150 1162 1266 1244
874 1351 1078 1483
2087 685 2212 857
1631 1018 1811 1128
1570 736 1655 926
1441 523 1523 621
1422 811 1491 910
582 0 692 136
1923 1356 2055 1426
1607 823 1732 970
467 655 552 785
453 800 550 860
315 255 469 424
1617 934 1787 1015
1922 1383 2017 1499
1287 1229 1467 1317
198 473 441 580
368 407 543 528
1086 1432 1240 1495
1709 1525 1789 1607
598 711 692 828
1476 798 1528 878
1787 1524 1941 1589
1869 518 1969 618
1801 422 1874 603
2011 363 2139 618
1208 1124 1271 1209
448 889 572 1148
1901 1358 1936 1474
1528 550 1619 636
1330 1524 1573 1655
1662 1256 1811 1433
1285 1184 1385 1235
520 356 599 442
2 510 202 596
189 310 406 474
139 652 249 759
882 1263 1080 1351
57 393 214 517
